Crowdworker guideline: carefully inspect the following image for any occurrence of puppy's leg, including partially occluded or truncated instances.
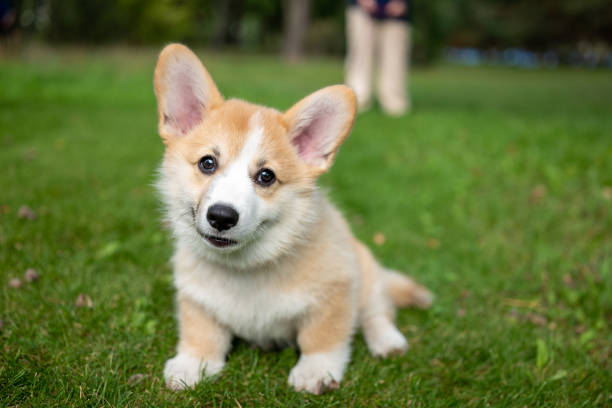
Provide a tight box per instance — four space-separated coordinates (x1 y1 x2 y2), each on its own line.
164 296 232 390
364 269 433 356
360 284 409 357
288 282 355 395
355 241 409 357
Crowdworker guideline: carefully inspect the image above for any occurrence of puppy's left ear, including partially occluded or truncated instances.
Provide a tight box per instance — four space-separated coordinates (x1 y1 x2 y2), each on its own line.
283 85 356 176
154 44 223 143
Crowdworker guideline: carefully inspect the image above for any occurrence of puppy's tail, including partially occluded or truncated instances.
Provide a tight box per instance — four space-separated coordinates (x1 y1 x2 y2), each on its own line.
384 270 433 309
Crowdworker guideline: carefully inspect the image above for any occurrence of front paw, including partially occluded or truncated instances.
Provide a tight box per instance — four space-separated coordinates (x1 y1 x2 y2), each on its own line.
163 353 224 390
288 348 349 395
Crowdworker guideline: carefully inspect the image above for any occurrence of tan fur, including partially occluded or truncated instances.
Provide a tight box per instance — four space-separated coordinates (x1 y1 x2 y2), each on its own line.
296 279 354 353
176 296 231 360
385 271 433 309
154 44 432 394
282 85 356 177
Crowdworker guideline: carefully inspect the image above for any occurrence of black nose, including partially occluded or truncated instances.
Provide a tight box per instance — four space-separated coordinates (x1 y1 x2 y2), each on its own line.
206 204 239 231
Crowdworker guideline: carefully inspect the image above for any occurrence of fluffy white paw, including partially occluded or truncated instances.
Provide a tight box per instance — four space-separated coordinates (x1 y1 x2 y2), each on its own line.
367 325 408 357
288 347 349 395
163 353 224 390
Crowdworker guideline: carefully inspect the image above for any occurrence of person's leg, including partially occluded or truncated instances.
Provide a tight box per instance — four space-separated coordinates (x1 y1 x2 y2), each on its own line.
345 6 376 111
377 20 410 115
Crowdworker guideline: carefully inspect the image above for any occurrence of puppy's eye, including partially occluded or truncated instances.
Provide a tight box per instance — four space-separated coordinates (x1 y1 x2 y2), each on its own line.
255 168 276 187
198 155 217 174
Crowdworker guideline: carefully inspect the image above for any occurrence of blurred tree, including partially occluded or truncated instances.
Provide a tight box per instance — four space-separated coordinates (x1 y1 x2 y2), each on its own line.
211 0 243 47
44 0 213 44
8 0 612 63
412 0 460 62
282 0 311 61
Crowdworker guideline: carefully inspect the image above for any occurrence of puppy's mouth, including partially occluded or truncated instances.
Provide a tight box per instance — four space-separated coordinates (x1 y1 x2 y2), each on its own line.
204 234 238 248
191 208 239 249
194 227 238 248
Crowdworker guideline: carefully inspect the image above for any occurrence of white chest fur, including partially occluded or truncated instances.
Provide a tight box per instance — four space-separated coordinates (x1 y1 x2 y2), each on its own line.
174 258 313 348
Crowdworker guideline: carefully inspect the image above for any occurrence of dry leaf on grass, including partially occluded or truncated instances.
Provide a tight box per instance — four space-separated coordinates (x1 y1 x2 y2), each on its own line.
9 278 23 289
426 238 440 249
17 205 37 220
128 373 146 385
75 294 93 308
562 273 575 288
529 184 547 204
527 313 547 327
373 232 386 246
24 268 39 283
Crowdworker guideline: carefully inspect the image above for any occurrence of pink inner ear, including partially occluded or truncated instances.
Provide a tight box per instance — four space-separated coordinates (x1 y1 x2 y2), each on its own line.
164 69 205 134
293 122 320 162
292 105 335 163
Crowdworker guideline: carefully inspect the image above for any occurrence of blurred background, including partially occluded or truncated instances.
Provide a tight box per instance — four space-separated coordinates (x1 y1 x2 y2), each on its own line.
2 0 612 67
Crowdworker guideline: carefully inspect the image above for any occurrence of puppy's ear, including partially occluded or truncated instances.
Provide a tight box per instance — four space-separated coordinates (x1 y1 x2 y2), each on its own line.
154 44 223 143
283 85 356 176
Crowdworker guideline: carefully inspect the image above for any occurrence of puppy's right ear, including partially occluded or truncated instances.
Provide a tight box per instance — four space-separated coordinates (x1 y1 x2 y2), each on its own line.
154 44 223 143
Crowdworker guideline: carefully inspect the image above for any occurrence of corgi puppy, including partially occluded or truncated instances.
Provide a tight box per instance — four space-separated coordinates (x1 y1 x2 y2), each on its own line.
154 44 433 395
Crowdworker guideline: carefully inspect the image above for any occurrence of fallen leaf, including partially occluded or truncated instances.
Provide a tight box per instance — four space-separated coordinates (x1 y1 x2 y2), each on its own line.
426 238 440 249
373 232 386 246
17 205 36 220
562 273 575 288
602 186 612 200
9 278 23 289
529 184 547 204
457 308 466 317
75 293 93 308
128 373 146 385
24 268 39 283
527 313 547 327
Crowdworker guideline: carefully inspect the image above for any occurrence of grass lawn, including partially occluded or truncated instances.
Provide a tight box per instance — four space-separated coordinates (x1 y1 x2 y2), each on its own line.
1 47 611 407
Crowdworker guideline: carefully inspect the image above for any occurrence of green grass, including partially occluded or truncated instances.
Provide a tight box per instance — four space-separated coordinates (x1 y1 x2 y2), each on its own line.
1 47 611 407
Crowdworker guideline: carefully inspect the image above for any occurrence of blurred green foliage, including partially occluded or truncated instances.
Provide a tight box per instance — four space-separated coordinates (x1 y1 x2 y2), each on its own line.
11 0 612 62
44 0 210 43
